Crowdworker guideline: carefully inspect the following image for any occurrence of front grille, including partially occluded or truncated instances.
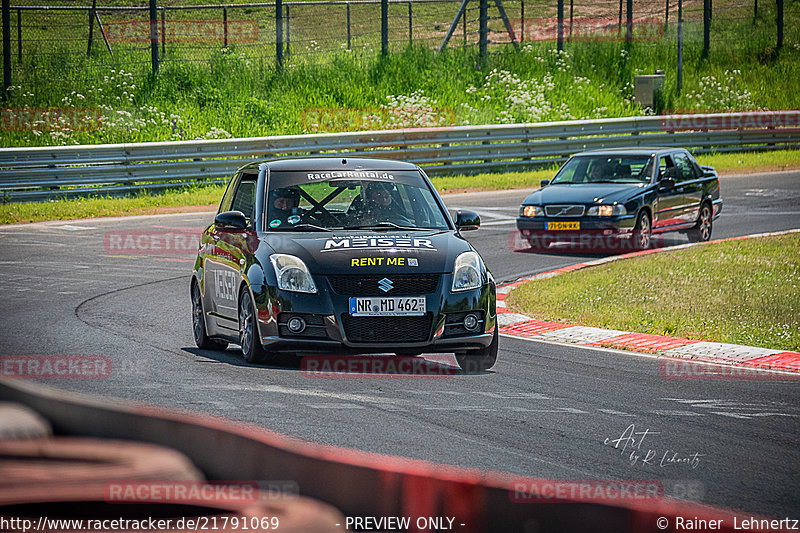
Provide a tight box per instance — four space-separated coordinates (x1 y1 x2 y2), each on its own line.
328 274 440 296
545 204 585 217
341 314 432 343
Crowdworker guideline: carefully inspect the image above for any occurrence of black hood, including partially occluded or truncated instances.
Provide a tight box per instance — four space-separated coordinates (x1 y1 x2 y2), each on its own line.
522 183 649 206
258 230 472 274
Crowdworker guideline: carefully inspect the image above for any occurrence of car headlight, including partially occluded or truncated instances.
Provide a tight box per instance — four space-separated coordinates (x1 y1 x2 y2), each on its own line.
270 254 317 294
587 204 627 216
521 205 544 217
452 251 483 292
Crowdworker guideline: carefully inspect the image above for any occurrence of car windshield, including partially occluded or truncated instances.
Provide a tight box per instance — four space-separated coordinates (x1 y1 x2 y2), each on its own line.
551 155 654 185
265 172 451 231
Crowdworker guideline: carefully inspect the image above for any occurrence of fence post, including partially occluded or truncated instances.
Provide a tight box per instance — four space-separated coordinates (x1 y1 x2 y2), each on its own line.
479 0 488 58
160 7 165 56
618 0 622 33
626 0 632 42
87 0 96 55
16 8 21 60
381 0 388 55
702 0 709 58
408 2 412 46
569 0 573 40
664 0 669 30
3 0 10 98
677 0 683 95
346 2 351 50
776 0 783 49
149 0 159 74
223 7 228 47
463 4 467 45
753 0 757 21
285 4 290 57
557 0 563 50
520 0 524 42
276 0 283 68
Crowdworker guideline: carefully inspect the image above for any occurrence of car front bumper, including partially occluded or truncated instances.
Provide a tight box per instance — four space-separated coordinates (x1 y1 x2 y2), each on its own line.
255 273 496 354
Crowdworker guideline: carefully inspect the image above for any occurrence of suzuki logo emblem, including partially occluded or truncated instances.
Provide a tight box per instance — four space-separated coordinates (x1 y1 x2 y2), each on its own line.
378 278 394 293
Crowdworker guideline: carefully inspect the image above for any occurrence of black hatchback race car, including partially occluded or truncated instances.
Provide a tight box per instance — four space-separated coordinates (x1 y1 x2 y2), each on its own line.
191 158 497 371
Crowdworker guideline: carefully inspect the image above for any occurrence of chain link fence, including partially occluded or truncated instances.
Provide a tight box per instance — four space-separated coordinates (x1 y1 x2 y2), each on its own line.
1 0 795 91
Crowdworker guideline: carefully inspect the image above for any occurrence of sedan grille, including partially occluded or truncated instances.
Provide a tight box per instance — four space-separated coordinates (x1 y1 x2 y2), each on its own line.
341 314 432 343
328 274 440 296
544 205 585 217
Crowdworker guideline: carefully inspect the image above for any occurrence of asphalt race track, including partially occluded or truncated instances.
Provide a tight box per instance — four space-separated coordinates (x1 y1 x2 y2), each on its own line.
1 170 799 518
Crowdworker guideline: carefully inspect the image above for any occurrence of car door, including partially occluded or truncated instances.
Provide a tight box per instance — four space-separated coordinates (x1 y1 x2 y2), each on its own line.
653 154 687 230
206 174 258 335
671 151 703 226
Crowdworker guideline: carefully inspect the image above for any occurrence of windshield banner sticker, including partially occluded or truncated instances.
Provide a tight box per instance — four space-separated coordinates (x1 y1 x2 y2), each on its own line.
307 171 394 181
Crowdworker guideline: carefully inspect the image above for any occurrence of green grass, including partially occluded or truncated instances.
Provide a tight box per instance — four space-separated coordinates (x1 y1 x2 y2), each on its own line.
2 0 799 148
2 148 798 224
506 233 800 351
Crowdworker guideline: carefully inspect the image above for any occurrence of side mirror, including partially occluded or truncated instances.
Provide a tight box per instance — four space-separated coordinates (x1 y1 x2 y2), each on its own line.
455 209 480 231
659 177 676 189
540 179 550 187
215 210 248 230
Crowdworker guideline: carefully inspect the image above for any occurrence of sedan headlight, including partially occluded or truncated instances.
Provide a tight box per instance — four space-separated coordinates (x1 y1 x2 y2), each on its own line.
587 204 627 217
270 254 317 294
452 251 483 292
522 205 544 217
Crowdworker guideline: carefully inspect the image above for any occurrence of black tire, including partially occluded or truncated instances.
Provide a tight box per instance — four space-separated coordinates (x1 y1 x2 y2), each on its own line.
192 283 228 351
631 211 652 250
239 288 270 364
688 202 713 243
456 326 498 373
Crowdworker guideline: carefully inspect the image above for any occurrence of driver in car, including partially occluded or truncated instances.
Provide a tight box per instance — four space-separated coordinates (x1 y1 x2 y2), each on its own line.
347 182 408 226
268 187 302 228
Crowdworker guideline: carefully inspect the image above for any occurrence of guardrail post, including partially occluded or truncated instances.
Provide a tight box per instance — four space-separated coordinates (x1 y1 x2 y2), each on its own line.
276 0 284 69
2 0 10 99
149 0 159 74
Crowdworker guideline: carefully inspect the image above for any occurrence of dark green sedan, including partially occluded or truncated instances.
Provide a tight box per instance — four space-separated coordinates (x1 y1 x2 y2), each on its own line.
516 148 723 251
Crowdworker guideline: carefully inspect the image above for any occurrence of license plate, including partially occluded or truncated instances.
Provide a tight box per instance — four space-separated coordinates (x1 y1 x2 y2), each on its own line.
546 221 580 230
349 296 426 316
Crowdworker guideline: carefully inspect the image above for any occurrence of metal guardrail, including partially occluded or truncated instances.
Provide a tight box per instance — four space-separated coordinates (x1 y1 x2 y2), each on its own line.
1 112 799 201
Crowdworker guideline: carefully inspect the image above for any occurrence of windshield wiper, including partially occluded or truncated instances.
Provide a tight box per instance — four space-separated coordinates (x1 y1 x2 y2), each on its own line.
273 223 333 232
344 222 424 231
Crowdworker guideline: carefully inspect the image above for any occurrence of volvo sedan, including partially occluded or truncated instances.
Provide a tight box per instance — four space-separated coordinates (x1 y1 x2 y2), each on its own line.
516 148 722 250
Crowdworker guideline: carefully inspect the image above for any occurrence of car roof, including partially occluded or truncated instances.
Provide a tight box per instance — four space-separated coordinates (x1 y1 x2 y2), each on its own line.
573 147 683 157
237 157 421 174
